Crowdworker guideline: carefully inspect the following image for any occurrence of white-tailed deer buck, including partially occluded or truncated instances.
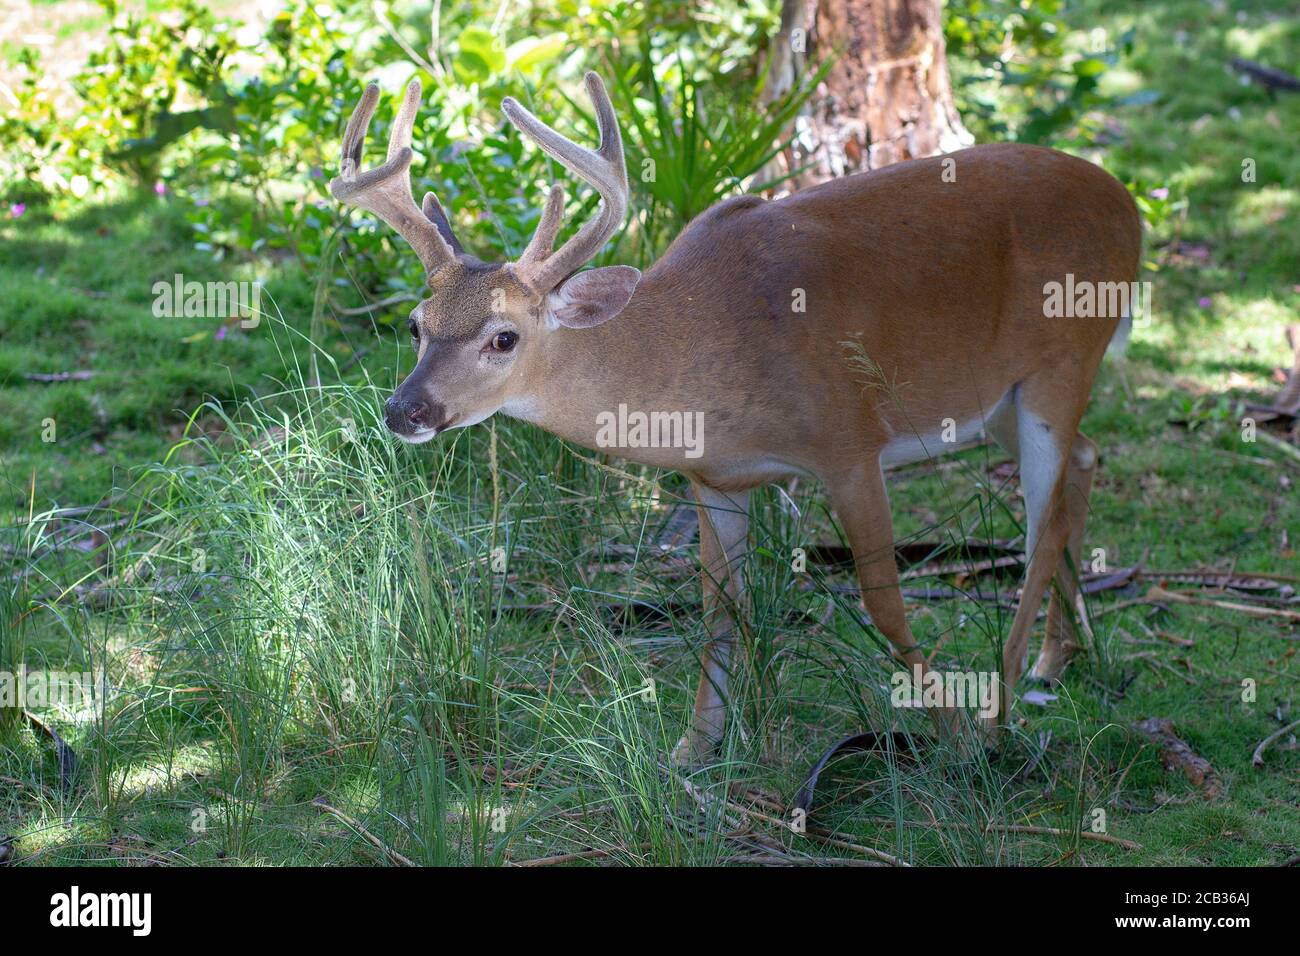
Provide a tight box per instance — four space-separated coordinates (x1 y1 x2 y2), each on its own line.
331 73 1141 765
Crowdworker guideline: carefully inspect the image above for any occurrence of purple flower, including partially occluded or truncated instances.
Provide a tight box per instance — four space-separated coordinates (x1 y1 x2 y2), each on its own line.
1198 296 1212 308
1149 187 1169 200
10 203 25 218
154 181 167 196
195 198 210 207
215 326 227 341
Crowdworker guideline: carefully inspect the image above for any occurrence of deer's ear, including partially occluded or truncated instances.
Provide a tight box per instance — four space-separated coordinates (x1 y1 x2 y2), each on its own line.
542 265 640 330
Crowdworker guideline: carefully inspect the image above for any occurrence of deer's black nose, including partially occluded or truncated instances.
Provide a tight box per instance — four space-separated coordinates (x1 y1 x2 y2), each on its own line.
384 398 429 433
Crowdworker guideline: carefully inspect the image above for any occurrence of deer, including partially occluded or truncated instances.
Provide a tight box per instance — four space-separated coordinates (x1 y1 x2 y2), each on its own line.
330 72 1141 766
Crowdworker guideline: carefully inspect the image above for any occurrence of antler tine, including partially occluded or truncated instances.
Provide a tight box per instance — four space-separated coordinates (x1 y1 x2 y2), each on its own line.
330 79 456 275
503 72 630 293
386 78 421 161
338 82 380 181
518 184 566 264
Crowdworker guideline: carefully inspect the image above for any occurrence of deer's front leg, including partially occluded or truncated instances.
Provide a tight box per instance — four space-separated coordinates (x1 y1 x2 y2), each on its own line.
670 485 750 768
827 464 961 738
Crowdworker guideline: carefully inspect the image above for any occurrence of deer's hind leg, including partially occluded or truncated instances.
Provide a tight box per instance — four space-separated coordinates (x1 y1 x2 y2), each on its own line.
986 395 1099 687
983 389 1079 726
1029 432 1098 682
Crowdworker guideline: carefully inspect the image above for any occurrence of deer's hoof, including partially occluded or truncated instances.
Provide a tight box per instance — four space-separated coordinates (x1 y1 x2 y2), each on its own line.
670 734 714 770
1027 655 1068 683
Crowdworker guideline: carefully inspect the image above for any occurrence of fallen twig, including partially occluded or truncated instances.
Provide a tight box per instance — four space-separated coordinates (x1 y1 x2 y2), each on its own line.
901 554 1023 581
989 823 1142 850
784 812 1140 850
1256 430 1300 466
1125 651 1198 686
1156 629 1195 648
1134 717 1223 800
737 786 1143 851
682 776 905 866
736 799 907 866
717 853 882 866
313 796 415 867
1092 596 1163 619
513 845 631 867
1082 564 1142 594
1252 717 1300 769
1145 584 1300 622
1145 568 1300 588
24 371 97 383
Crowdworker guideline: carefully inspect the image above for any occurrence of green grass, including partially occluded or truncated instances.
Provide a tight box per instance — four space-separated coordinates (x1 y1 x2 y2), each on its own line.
0 195 381 515
1 0 1297 866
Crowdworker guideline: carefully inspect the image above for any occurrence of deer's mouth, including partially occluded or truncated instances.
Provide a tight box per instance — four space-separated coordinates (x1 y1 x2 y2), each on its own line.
394 426 440 444
393 413 458 444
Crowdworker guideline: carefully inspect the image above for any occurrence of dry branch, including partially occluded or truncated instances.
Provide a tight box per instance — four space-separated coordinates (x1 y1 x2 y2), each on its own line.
1252 717 1300 769
1145 585 1300 622
1134 717 1223 799
313 797 415 867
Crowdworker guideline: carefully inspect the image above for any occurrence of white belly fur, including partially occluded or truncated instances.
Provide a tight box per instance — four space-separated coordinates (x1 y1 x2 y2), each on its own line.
879 392 1013 469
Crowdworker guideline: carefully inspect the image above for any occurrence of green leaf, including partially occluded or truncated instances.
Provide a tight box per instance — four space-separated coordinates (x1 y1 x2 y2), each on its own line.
453 50 492 84
507 33 567 74
457 27 506 78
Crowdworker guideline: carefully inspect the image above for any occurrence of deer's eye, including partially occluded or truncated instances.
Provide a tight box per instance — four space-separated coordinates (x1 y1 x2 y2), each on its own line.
491 331 518 353
408 319 419 341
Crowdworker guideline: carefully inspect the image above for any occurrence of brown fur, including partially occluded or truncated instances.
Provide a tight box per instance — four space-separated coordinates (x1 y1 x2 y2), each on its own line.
383 142 1142 760
513 145 1138 482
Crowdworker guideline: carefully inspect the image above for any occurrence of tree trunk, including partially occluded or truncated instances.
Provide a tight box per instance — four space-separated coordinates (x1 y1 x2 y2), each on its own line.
768 0 971 184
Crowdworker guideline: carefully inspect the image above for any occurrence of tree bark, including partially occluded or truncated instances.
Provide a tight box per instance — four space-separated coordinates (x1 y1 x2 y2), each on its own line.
768 0 971 184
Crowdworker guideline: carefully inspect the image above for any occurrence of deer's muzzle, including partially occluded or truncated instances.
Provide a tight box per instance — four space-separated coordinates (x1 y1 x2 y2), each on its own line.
384 397 446 438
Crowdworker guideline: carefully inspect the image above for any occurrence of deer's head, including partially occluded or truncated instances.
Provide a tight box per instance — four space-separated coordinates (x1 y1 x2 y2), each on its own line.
330 73 638 442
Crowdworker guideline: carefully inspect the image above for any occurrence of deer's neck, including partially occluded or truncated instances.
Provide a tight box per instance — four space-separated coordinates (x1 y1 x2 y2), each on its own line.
505 277 695 464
